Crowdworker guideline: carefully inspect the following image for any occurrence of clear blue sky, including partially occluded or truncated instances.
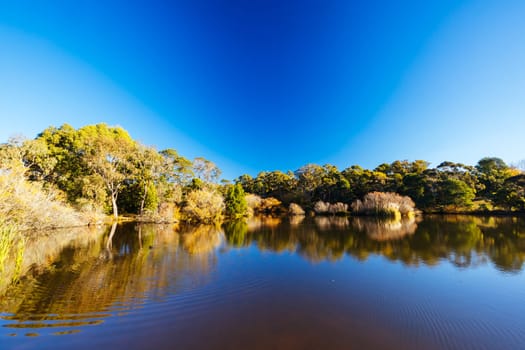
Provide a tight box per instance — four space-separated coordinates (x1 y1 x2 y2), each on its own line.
1 0 524 179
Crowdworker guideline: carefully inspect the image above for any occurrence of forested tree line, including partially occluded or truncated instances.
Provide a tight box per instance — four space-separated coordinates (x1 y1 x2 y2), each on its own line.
0 123 231 226
1 123 524 231
236 158 525 213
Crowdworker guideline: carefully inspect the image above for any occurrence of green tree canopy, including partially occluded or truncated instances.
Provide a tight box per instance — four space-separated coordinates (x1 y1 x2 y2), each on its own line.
440 178 476 209
224 183 248 218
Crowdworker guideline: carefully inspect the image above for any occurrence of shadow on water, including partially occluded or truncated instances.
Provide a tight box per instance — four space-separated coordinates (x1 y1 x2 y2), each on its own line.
223 215 525 271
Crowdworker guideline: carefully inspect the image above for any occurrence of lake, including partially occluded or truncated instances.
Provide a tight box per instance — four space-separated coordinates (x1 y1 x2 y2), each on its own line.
1 215 524 350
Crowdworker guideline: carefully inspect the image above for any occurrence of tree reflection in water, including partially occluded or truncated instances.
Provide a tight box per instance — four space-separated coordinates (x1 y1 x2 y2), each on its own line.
224 215 525 272
181 224 223 255
1 215 524 337
0 223 218 334
352 216 419 241
289 215 305 226
314 216 350 230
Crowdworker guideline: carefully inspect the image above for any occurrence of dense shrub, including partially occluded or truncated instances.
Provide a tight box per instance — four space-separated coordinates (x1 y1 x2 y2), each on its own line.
259 197 283 214
183 189 224 223
288 203 305 216
138 202 180 223
313 201 348 215
351 192 415 217
245 194 283 215
245 193 262 216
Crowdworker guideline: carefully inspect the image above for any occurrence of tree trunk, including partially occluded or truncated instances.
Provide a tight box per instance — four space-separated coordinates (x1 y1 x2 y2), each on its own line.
138 225 142 249
105 222 118 259
140 182 147 216
111 192 119 219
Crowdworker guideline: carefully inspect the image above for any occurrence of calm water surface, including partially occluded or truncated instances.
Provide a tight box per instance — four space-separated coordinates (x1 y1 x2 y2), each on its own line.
1 215 524 350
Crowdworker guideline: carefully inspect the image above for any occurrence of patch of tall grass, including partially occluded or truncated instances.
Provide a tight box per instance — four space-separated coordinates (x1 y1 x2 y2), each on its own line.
351 192 416 218
0 222 16 273
0 166 87 230
0 220 25 283
314 201 349 215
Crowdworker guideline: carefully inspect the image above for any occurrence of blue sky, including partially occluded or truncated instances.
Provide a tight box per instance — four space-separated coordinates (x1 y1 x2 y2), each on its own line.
1 0 524 179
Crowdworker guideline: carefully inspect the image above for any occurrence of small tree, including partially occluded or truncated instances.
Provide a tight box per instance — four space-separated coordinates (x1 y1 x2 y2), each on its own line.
224 183 248 218
134 145 163 216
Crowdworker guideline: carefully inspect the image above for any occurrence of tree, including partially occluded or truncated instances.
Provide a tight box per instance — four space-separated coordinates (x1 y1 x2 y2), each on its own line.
312 164 350 203
295 164 325 195
160 148 194 186
78 124 137 219
0 136 28 170
342 166 388 200
33 124 86 202
440 178 475 210
296 164 347 204
224 183 248 218
476 157 508 174
134 145 163 215
402 171 441 210
193 157 221 183
495 175 525 211
475 157 513 203
236 174 255 193
0 136 55 181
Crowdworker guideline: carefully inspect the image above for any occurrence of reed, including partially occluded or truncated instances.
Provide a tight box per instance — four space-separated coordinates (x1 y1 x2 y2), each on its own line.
0 221 17 273
0 220 25 285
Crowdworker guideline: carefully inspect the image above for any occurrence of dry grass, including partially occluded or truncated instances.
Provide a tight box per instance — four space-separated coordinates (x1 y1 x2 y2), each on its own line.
314 201 349 215
351 192 415 217
0 166 87 230
0 220 26 287
288 203 305 216
0 222 19 272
